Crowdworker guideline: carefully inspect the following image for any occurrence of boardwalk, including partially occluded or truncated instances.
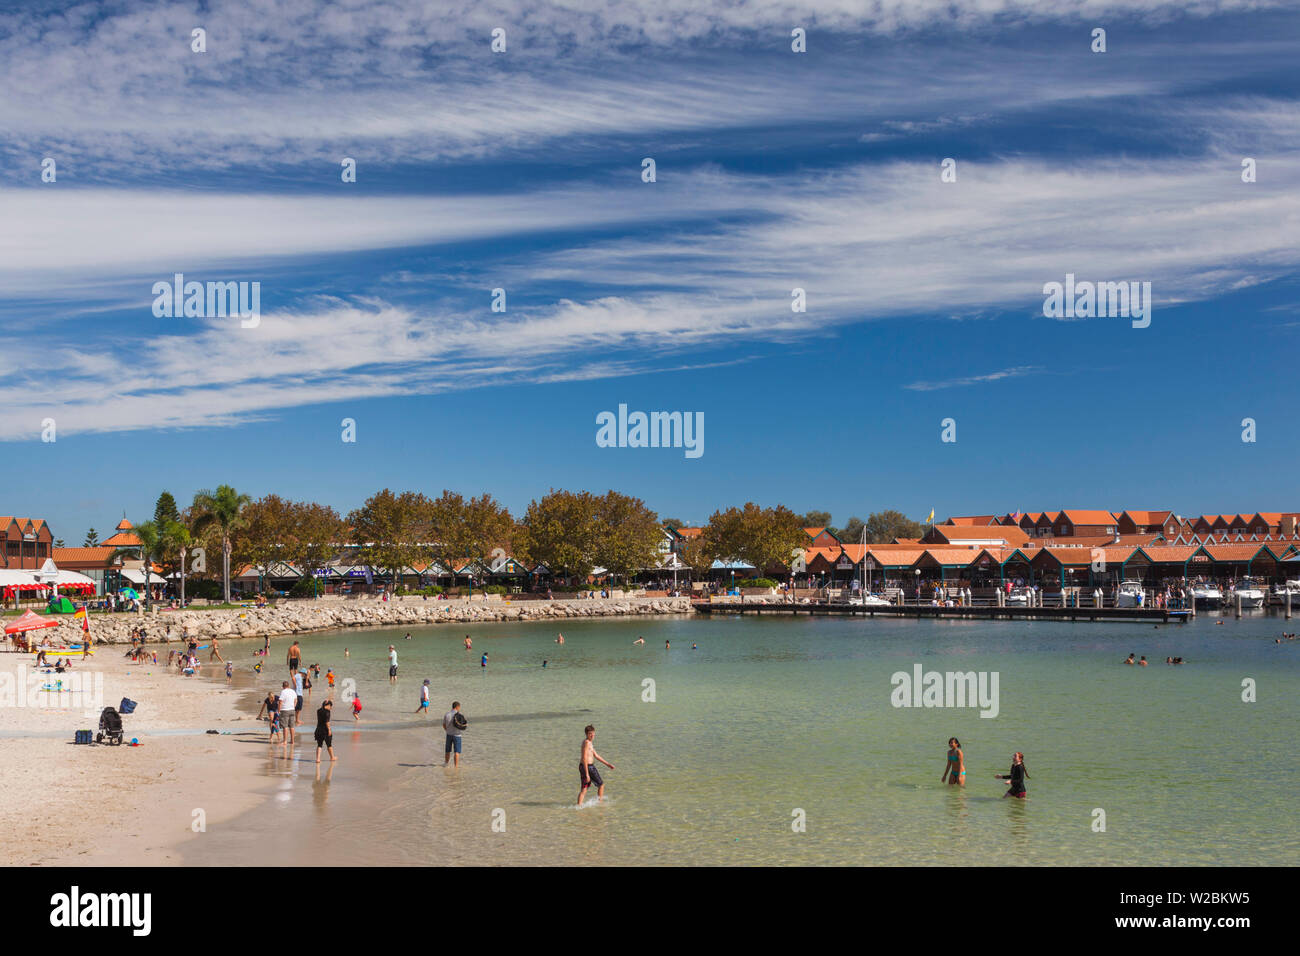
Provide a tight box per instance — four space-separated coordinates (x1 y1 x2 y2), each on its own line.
691 602 1191 624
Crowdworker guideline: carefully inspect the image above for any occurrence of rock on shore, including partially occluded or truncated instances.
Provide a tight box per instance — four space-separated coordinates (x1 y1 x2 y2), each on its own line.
43 597 695 645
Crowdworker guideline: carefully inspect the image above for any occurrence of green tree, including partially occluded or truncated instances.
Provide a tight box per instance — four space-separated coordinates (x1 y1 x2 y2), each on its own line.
703 502 805 579
838 515 866 544
164 520 194 607
84 528 99 547
591 491 661 585
865 510 924 544
233 495 298 592
192 485 253 603
517 489 601 585
287 502 344 596
153 491 180 531
347 489 432 589
114 520 163 611
795 510 833 530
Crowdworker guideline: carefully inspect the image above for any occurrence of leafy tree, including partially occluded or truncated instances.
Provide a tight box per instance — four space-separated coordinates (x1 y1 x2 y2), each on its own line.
288 502 344 594
84 528 99 547
347 489 432 588
517 489 601 584
591 491 661 584
164 520 194 606
865 510 924 543
838 515 866 543
660 517 686 529
233 495 298 591
795 510 833 529
113 520 162 610
703 502 806 578
192 485 253 603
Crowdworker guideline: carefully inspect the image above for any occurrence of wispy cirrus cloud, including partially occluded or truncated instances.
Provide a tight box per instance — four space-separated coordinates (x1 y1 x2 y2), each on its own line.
904 366 1044 391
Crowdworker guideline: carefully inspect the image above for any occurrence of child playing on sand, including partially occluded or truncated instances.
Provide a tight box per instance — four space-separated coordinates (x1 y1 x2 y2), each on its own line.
326 668 335 689
352 695 362 721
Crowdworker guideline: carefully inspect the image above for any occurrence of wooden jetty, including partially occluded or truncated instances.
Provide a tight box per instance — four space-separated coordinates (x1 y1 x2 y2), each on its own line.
691 602 1191 623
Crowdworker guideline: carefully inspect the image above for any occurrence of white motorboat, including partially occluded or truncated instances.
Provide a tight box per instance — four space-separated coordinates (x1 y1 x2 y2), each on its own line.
1116 580 1146 608
1268 580 1300 605
1006 587 1031 607
848 593 892 607
1191 583 1222 607
1227 578 1266 609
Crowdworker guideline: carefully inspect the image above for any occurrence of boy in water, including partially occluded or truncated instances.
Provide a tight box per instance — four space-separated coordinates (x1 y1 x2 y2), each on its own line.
415 679 431 715
577 724 616 807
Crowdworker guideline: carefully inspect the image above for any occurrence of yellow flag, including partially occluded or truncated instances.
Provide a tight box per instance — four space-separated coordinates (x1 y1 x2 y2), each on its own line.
926 509 935 524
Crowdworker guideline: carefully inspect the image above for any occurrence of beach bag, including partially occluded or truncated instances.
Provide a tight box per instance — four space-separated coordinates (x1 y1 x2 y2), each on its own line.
119 697 137 715
452 712 468 731
74 730 94 745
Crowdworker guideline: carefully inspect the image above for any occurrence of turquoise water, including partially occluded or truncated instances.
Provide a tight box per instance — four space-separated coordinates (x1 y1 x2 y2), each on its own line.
182 611 1300 866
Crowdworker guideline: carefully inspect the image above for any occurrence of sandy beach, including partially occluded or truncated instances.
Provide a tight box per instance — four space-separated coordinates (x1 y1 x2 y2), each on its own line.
0 647 266 866
0 597 691 866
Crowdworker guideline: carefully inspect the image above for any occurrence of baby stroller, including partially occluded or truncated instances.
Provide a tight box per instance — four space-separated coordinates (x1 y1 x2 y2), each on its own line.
97 706 124 746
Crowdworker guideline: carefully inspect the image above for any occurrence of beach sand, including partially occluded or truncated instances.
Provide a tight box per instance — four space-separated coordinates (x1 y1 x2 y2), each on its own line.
0 647 266 866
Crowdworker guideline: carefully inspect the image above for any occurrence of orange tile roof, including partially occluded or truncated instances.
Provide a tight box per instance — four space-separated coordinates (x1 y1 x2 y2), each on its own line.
933 525 1030 544
1056 510 1117 525
101 531 143 547
803 527 825 537
1121 510 1172 524
115 518 133 530
1202 544 1271 561
52 546 118 564
917 547 988 566
675 527 702 538
945 515 998 525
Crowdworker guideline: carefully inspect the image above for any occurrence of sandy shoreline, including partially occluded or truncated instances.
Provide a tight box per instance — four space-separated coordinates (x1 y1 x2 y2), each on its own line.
0 598 691 867
0 649 269 866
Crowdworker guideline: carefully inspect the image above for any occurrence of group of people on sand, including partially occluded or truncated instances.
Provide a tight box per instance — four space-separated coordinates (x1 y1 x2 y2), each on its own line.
942 738 1029 799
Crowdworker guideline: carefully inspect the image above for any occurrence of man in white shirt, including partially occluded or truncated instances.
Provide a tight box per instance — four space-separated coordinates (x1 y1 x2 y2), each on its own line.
278 681 299 746
388 645 398 683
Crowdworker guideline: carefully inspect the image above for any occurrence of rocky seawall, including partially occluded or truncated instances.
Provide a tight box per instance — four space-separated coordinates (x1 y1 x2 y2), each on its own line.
42 597 695 645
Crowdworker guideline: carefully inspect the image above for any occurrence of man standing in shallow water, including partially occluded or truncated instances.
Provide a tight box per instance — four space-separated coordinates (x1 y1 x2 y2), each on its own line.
577 724 615 807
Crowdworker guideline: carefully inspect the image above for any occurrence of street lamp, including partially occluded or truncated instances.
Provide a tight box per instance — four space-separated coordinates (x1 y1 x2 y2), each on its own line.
915 568 921 605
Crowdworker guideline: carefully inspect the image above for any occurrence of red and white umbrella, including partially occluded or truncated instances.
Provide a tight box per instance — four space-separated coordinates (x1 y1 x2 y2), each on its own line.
4 610 61 634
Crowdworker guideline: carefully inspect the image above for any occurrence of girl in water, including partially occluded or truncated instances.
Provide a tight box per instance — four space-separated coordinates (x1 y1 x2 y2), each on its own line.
995 752 1029 799
942 737 966 787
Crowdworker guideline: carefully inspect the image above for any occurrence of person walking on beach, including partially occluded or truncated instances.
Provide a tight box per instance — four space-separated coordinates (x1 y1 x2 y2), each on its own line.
577 724 615 807
388 645 399 683
995 752 1029 799
210 637 225 664
287 640 302 678
443 701 466 767
278 681 299 748
351 694 362 721
326 668 335 690
415 679 431 715
314 699 336 763
942 737 966 787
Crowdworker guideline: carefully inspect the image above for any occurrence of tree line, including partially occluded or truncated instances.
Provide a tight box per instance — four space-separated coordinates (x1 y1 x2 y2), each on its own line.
103 487 925 604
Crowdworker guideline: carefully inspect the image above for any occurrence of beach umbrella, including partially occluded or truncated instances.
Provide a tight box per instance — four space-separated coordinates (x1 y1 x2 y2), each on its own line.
119 587 140 600
4 610 61 634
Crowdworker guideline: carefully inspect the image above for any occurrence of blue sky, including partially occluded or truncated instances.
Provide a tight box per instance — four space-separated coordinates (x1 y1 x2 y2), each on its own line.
2 0 1298 540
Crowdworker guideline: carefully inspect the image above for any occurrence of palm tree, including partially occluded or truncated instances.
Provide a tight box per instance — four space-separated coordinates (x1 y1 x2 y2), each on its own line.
165 520 193 607
192 485 252 604
112 520 163 611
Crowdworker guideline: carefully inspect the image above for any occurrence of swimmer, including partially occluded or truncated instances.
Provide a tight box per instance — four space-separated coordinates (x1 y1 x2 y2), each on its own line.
691 642 697 650
632 637 645 645
542 660 548 667
942 737 966 787
481 652 488 669
1139 656 1148 666
405 632 412 640
556 633 564 644
1124 653 1135 665
665 640 670 650
464 636 472 650
995 752 1029 799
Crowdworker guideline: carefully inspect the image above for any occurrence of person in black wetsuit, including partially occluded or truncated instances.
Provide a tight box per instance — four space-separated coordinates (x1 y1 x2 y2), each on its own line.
995 752 1029 799
314 699 336 764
